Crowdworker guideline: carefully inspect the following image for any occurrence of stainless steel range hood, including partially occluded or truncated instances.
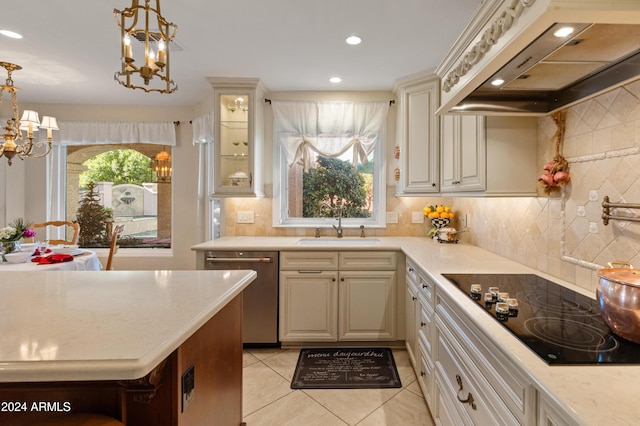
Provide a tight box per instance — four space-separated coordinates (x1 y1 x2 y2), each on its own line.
436 0 640 116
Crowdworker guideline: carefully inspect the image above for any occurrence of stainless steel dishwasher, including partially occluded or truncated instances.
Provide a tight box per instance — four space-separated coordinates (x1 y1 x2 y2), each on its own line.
204 251 279 346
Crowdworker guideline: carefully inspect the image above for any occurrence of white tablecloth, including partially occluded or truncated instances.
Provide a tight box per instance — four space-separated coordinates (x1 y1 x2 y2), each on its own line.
0 250 102 271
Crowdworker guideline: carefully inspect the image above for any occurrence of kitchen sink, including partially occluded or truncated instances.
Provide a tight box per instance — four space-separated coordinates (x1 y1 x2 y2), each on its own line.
296 238 381 246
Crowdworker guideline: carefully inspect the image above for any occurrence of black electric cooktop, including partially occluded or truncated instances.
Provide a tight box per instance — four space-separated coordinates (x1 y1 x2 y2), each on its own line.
442 273 640 365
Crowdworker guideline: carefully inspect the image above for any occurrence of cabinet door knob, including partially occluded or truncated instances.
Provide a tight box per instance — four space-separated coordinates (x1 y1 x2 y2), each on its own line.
332 278 336 281
412 296 417 301
421 322 426 327
422 284 428 289
420 371 426 377
341 277 345 281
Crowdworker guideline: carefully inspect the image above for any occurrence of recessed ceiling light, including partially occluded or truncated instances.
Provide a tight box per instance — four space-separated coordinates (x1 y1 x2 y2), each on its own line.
346 35 362 45
330 77 342 84
491 78 505 86
0 30 23 39
553 27 574 38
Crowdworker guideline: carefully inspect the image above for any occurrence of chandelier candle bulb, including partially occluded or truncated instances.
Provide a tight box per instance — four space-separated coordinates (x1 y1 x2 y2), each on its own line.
123 35 133 62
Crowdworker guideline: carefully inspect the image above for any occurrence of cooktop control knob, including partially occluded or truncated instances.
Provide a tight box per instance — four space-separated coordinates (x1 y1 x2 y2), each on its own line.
470 284 482 300
498 292 509 302
496 302 510 321
507 298 519 316
484 292 494 309
488 286 499 301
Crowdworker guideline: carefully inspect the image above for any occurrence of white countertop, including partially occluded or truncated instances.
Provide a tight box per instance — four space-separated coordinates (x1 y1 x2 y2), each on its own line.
192 236 640 426
0 270 256 383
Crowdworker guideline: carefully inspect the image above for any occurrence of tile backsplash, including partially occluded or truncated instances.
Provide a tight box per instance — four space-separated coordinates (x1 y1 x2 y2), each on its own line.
461 80 640 293
222 79 640 294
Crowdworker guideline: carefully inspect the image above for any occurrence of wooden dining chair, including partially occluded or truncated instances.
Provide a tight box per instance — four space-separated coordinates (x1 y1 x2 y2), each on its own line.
106 224 125 271
32 221 80 245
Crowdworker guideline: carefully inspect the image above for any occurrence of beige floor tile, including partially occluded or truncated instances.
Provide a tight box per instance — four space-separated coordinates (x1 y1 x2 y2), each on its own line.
356 389 434 426
243 390 348 426
406 380 423 397
243 362 294 416
303 388 403 425
246 347 285 360
261 349 301 381
391 350 418 389
243 350 260 368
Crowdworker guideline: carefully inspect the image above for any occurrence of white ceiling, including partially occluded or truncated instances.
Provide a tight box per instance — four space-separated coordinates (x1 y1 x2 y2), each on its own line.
1 0 480 107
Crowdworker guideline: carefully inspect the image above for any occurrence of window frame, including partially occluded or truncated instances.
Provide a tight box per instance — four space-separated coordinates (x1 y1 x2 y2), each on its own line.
48 144 174 252
273 133 386 229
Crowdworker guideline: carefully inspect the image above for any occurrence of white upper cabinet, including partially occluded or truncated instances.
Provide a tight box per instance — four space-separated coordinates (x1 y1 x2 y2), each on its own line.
440 115 537 196
394 73 440 195
208 77 265 197
440 115 486 193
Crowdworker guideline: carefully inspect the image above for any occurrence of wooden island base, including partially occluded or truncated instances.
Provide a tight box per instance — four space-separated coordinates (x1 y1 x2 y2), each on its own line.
0 295 243 426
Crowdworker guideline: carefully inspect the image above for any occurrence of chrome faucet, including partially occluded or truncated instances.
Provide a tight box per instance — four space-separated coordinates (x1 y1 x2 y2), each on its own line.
320 203 344 238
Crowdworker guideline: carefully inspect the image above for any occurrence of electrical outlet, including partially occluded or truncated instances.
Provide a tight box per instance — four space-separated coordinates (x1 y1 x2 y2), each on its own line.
386 211 398 224
411 211 424 224
237 211 254 224
462 214 470 228
181 365 195 412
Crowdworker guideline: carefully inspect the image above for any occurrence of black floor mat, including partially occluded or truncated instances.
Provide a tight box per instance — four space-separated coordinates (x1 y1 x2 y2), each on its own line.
291 348 402 389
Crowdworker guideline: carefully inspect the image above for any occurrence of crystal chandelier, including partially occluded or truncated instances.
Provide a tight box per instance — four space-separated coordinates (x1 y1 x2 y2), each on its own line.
0 62 58 166
114 0 178 94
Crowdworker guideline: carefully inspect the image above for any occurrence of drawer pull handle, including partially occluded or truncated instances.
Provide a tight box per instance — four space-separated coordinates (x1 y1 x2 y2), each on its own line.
456 374 477 410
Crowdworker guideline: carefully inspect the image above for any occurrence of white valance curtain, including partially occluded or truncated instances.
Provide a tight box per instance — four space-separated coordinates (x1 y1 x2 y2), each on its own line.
57 121 176 146
271 100 389 172
191 112 214 144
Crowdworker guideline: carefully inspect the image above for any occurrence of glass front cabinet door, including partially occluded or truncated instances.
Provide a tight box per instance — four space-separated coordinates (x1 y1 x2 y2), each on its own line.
209 78 264 197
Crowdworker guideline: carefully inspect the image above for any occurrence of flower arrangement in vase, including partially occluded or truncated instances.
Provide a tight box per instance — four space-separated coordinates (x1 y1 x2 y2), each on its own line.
0 218 35 254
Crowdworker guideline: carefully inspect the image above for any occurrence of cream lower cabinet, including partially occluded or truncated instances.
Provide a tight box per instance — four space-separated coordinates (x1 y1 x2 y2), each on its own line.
279 270 338 341
280 251 397 342
406 258 436 408
405 267 419 366
407 260 582 425
433 286 530 425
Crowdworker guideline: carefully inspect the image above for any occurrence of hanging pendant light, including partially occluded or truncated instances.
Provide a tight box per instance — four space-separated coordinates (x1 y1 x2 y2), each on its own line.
153 147 171 182
0 62 58 165
114 0 178 94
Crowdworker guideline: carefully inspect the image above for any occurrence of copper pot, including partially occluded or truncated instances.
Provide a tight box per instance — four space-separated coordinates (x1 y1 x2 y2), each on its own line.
597 262 640 344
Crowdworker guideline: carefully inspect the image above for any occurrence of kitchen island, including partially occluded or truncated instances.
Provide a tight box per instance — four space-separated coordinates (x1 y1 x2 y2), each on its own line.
0 270 256 426
193 236 640 425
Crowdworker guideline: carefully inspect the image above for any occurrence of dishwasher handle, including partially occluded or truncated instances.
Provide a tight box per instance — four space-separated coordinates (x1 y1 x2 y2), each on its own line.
206 257 273 263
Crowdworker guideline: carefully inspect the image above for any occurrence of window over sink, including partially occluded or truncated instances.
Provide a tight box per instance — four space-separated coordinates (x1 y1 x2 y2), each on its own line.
271 100 389 228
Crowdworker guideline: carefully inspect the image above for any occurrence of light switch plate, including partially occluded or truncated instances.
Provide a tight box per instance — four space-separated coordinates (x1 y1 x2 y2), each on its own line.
411 211 424 224
237 211 254 224
386 211 398 224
